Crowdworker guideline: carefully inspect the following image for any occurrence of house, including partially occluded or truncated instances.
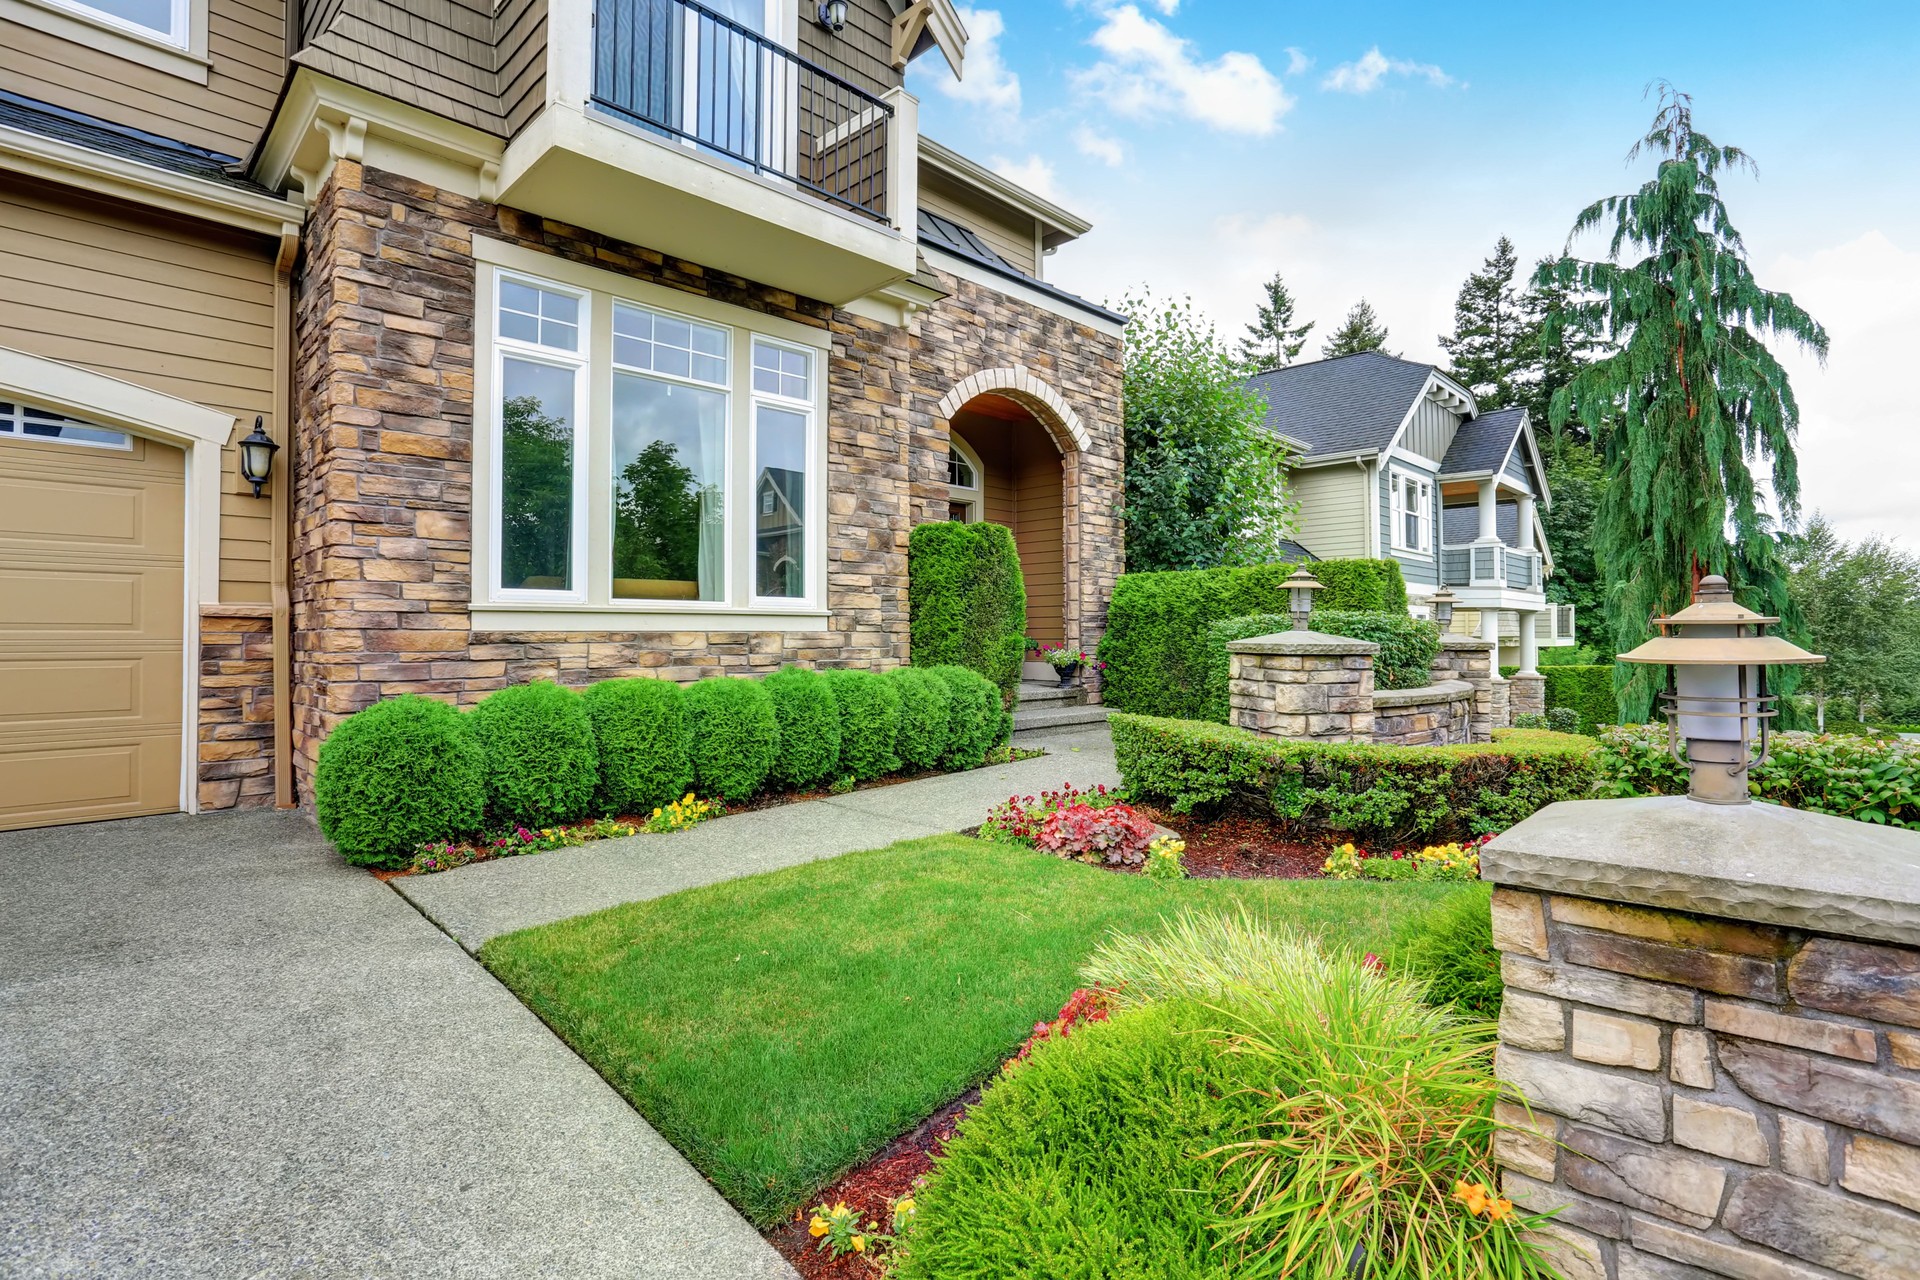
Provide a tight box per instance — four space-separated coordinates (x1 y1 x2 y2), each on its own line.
1247 352 1574 701
0 0 1126 832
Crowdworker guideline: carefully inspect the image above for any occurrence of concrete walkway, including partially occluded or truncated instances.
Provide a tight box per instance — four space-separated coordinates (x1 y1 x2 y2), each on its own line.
0 810 795 1279
397 723 1120 951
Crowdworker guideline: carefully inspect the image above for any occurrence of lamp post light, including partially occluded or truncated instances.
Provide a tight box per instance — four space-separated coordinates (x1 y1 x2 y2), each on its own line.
1617 575 1825 806
237 415 280 498
1430 586 1456 634
1284 566 1324 632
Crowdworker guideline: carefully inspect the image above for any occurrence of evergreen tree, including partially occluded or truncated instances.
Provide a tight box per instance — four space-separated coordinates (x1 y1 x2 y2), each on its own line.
1320 299 1392 358
1439 236 1526 406
1535 85 1828 717
1236 272 1316 371
1784 515 1920 729
1516 262 1609 442
1539 435 1603 621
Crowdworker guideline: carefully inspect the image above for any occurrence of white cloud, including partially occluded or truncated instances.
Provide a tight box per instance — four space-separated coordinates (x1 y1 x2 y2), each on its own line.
1073 124 1125 166
1322 46 1454 94
938 8 1020 116
1285 47 1312 77
991 154 1064 204
1073 4 1291 136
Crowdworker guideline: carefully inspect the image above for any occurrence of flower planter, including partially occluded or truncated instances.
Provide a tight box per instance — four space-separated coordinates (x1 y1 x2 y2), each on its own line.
1055 662 1080 688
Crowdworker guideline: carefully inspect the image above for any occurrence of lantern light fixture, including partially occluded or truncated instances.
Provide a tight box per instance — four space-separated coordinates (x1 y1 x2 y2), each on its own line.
1283 566 1324 632
1617 575 1824 806
1429 586 1457 633
238 415 279 498
816 0 847 32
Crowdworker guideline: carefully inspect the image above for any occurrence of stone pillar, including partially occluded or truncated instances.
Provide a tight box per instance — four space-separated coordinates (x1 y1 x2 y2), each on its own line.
1431 634 1497 743
1226 631 1379 743
1483 798 1920 1280
1511 611 1545 720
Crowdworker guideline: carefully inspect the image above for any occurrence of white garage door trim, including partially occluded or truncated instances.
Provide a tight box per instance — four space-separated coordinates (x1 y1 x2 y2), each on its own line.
0 344 238 815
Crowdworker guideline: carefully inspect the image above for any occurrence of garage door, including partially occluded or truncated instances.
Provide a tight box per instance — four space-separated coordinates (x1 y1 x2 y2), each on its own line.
0 408 185 831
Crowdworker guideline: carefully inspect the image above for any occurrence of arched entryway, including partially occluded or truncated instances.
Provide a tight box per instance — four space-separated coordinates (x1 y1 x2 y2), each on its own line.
937 370 1088 650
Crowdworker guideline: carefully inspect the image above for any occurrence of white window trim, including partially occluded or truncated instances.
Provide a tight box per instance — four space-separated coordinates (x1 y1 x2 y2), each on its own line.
1388 466 1433 555
747 335 819 609
0 0 209 83
471 236 830 632
947 432 984 522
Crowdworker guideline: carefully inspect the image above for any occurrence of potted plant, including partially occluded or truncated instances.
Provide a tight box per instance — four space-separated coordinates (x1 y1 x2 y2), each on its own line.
1040 643 1099 688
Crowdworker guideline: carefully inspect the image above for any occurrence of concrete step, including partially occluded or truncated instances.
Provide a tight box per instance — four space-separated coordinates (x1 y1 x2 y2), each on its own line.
1017 680 1088 707
1012 704 1111 734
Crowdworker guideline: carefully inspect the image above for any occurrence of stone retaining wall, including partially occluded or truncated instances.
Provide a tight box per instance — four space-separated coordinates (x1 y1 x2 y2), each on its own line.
1225 632 1377 743
1370 681 1475 746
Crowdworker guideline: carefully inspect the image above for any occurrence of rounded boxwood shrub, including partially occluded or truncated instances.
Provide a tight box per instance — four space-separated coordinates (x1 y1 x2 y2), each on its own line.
765 666 841 791
315 694 485 869
684 676 779 801
469 681 600 826
888 666 952 772
819 668 901 781
583 677 691 815
926 664 1001 770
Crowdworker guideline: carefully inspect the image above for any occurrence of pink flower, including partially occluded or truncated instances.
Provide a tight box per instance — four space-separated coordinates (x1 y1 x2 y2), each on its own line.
1363 953 1385 973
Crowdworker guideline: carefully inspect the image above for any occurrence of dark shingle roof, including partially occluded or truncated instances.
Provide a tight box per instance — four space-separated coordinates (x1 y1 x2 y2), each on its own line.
0 90 272 195
1245 352 1437 458
1277 538 1316 562
1443 501 1522 546
916 209 1127 325
1439 405 1528 477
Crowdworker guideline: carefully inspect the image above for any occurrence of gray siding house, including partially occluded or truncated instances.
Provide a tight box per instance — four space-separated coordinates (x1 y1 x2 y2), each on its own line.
1247 352 1575 675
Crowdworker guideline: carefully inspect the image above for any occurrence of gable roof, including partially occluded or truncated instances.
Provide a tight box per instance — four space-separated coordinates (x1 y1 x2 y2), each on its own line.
1246 351 1445 460
1439 405 1528 477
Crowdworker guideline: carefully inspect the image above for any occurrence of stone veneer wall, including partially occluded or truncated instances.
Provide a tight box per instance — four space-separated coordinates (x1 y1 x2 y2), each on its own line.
1430 635 1497 741
197 604 276 811
1370 682 1474 746
1510 671 1547 721
1487 824 1920 1279
1226 635 1378 743
287 160 1123 796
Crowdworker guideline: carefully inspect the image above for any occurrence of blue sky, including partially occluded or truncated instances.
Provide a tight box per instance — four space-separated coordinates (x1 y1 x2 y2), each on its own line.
907 1 1920 546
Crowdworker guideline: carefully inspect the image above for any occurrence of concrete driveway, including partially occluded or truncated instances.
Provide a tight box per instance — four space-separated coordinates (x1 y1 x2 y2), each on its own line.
0 810 794 1279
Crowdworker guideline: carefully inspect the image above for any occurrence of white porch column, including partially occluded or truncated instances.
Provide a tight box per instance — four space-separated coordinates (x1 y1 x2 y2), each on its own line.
1477 478 1499 542
1517 610 1539 675
1481 607 1503 669
1516 493 1536 552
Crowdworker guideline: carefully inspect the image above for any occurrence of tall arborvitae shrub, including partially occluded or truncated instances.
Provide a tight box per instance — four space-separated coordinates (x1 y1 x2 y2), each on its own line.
909 521 1028 697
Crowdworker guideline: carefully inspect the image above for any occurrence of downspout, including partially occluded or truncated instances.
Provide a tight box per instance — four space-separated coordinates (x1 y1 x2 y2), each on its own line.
271 222 299 809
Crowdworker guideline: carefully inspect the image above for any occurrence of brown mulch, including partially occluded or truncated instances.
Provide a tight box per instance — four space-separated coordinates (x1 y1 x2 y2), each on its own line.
1134 806 1331 880
765 1089 980 1278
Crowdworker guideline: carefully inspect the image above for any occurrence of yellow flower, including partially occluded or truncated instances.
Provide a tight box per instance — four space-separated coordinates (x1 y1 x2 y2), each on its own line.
1486 1197 1515 1223
895 1197 915 1215
808 1217 828 1238
832 1201 848 1215
851 1236 866 1253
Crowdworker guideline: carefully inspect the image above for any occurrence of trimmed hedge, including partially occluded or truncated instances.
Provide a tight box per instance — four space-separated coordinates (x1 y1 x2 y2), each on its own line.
315 694 486 868
683 677 779 801
470 681 599 826
908 521 1027 697
764 667 842 791
820 668 902 781
1099 559 1408 720
1499 663 1619 734
584 678 691 815
888 666 953 772
926 664 1003 770
1111 712 1600 845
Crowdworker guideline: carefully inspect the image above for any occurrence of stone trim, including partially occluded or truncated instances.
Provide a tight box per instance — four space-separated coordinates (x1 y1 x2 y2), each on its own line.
1226 631 1381 657
197 605 276 812
1372 680 1474 709
936 367 1091 452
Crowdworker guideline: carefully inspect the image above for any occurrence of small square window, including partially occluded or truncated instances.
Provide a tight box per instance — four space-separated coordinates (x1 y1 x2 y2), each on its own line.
500 279 581 353
752 341 810 401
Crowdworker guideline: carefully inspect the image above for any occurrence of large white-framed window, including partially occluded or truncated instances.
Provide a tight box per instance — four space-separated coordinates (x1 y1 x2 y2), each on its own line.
1389 467 1433 554
473 237 830 629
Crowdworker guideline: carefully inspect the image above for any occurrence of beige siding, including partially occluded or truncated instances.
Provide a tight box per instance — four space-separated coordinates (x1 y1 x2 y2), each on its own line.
1400 395 1460 464
498 0 549 136
0 178 279 602
1289 464 1370 561
0 0 287 156
918 172 1038 275
796 0 901 100
954 409 1066 645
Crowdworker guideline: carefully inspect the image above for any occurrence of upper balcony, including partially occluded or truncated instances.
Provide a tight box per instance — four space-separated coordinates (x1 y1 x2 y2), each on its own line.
499 0 921 305
1441 540 1543 593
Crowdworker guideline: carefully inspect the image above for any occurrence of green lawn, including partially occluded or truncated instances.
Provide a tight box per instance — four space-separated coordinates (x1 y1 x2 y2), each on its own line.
480 835 1469 1226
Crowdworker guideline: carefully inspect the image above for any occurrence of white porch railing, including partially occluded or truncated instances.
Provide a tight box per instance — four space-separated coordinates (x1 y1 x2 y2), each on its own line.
1441 542 1542 591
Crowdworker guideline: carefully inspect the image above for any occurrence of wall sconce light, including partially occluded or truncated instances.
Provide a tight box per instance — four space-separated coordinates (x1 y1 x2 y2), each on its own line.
816 0 847 32
1430 586 1457 634
1617 575 1824 806
1284 566 1324 632
238 415 280 497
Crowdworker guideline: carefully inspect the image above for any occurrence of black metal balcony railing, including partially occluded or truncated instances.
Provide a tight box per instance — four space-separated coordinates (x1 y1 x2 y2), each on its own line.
592 0 893 224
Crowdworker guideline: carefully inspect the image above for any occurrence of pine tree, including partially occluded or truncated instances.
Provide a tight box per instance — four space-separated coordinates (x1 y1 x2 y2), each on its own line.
1236 273 1316 371
1320 299 1392 358
1439 236 1526 406
1536 85 1828 717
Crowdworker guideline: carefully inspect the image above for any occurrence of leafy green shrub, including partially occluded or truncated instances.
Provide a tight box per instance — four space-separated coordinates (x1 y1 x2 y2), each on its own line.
583 678 691 815
1394 886 1504 1021
469 681 599 826
908 521 1027 696
1111 713 1600 845
1543 664 1618 734
888 666 953 772
315 694 485 868
925 664 1002 769
1537 644 1605 667
1813 718 1899 741
1513 713 1548 730
683 677 779 801
820 668 902 781
1314 609 1441 690
764 667 841 791
1596 724 1920 829
896 998 1282 1280
1546 707 1580 735
1099 559 1408 719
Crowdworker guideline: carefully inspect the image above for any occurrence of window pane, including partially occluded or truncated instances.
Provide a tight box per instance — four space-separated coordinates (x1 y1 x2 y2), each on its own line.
499 359 577 592
614 303 727 385
500 280 579 352
81 0 177 38
948 452 975 488
612 373 728 601
755 405 807 599
0 401 131 449
753 341 810 401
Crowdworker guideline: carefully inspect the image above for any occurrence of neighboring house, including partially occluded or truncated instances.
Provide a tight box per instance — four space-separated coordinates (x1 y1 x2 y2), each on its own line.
1247 352 1575 674
0 0 1126 832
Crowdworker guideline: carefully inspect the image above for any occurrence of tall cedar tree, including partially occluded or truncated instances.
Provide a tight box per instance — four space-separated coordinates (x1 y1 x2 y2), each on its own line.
1440 236 1527 406
1237 273 1316 371
1119 292 1299 572
1535 85 1828 717
1321 299 1393 358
